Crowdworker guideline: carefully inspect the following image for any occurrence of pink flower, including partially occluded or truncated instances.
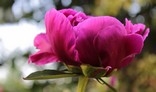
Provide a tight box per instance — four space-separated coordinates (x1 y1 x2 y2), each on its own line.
29 8 149 73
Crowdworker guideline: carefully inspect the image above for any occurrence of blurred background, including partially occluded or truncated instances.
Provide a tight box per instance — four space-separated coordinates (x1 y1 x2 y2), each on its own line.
0 0 156 92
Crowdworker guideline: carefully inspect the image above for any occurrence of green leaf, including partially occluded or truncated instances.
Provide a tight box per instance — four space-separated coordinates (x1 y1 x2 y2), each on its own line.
24 70 79 80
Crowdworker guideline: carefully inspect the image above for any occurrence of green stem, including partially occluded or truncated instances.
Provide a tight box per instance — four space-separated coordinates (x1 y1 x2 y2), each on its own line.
77 76 89 92
97 78 117 92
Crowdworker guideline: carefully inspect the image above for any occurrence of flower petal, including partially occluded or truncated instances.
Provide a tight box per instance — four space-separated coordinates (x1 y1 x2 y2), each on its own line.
118 55 134 68
75 16 126 67
45 9 78 65
34 33 51 52
29 51 58 65
76 16 126 35
142 28 150 41
124 34 143 55
118 34 143 68
59 8 77 17
125 19 150 40
29 33 58 65
94 25 125 68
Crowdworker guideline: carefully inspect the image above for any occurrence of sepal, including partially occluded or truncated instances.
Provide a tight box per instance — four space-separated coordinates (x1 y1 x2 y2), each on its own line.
80 64 111 78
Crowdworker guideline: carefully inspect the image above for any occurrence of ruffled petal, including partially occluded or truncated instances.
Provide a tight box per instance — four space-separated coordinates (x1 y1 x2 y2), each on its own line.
125 19 150 41
59 9 77 17
59 9 87 26
45 9 78 65
125 19 135 34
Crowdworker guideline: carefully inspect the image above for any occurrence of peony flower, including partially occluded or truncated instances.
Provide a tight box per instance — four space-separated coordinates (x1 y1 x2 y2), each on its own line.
29 8 149 76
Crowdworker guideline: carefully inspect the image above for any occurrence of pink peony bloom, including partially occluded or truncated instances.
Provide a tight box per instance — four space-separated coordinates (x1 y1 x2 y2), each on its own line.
29 8 149 73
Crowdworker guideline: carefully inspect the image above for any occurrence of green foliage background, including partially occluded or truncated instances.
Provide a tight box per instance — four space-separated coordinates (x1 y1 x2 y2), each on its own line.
0 0 156 92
